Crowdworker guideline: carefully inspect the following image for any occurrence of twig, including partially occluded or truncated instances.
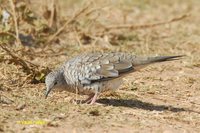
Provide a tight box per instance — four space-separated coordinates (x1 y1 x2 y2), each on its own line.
20 51 67 58
0 44 39 74
74 29 83 47
84 6 106 16
0 94 14 104
49 0 56 28
0 32 17 40
47 3 91 43
8 0 21 45
104 14 189 31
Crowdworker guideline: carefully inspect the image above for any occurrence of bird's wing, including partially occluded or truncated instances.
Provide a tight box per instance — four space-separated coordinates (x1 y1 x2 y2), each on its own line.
76 53 134 84
64 52 184 85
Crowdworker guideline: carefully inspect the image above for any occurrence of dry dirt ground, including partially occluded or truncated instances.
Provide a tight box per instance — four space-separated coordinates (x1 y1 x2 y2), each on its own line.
0 0 200 133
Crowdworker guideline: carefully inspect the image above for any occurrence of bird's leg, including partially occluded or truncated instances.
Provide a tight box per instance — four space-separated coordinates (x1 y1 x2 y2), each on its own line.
83 94 95 104
90 91 99 104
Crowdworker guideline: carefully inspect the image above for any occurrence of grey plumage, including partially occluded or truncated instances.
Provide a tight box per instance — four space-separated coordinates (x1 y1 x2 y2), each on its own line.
45 52 184 104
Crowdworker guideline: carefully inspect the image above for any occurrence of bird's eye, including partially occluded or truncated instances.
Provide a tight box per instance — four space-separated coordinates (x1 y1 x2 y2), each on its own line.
54 82 57 85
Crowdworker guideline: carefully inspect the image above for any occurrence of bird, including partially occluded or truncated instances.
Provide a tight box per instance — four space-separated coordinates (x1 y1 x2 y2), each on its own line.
45 52 184 104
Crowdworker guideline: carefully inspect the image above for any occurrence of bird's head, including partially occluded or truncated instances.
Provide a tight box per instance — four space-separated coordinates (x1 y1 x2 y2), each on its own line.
45 70 64 98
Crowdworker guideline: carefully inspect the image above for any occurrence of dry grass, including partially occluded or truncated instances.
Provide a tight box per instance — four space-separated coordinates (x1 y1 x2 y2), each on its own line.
0 0 200 132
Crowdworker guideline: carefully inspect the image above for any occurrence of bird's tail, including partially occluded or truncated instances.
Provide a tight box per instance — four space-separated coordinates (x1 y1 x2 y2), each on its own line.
146 55 185 63
132 55 185 67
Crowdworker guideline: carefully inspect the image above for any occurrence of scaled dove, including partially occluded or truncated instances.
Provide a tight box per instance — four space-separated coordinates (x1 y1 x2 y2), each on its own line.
45 52 183 104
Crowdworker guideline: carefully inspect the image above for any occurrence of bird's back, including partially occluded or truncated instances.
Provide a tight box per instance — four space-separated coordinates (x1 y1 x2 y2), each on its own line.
62 52 183 94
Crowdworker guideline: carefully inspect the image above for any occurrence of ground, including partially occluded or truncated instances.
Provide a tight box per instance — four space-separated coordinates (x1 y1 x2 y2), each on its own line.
0 0 200 133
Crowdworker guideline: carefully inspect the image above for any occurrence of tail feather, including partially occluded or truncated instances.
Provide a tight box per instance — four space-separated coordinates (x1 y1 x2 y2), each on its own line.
147 55 185 63
132 55 185 66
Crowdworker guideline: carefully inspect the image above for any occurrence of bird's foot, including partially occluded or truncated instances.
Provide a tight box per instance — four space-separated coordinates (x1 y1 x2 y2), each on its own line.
83 93 99 104
89 93 98 104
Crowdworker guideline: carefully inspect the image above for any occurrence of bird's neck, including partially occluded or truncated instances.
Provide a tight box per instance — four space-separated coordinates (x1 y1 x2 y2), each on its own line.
56 68 67 87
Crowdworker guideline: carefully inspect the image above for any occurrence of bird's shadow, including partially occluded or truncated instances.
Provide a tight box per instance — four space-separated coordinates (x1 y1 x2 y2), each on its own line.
97 98 198 113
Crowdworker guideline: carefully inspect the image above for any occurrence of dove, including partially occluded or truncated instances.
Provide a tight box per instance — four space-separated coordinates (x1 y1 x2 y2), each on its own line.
45 52 183 104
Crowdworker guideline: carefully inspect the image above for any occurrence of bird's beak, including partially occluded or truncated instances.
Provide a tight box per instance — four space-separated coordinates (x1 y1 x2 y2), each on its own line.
45 87 51 99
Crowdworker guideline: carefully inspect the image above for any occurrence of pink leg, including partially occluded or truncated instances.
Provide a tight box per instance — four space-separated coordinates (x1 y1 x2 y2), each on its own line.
84 94 94 104
90 92 99 104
